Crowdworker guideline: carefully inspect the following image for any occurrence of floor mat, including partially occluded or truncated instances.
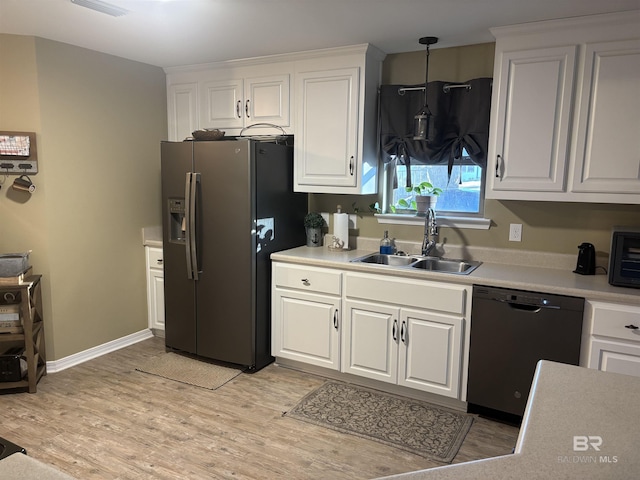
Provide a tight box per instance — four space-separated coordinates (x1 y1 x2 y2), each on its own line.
285 381 474 463
136 352 244 390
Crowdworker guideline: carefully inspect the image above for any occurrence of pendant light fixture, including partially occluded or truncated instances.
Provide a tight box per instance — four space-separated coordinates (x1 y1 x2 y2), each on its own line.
413 36 438 141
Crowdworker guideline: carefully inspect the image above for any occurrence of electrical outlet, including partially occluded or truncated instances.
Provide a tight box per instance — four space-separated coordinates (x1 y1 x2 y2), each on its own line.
509 223 523 242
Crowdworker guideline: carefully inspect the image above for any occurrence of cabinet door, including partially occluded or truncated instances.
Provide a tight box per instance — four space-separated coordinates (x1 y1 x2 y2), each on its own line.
294 67 360 190
570 39 640 194
342 300 398 384
167 83 198 141
273 288 340 370
149 269 165 330
244 74 290 127
488 46 576 195
145 247 165 331
397 309 463 398
200 78 244 129
590 339 640 378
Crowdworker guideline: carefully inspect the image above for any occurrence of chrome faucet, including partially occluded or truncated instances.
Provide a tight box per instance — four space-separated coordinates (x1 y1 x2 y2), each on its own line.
421 208 438 256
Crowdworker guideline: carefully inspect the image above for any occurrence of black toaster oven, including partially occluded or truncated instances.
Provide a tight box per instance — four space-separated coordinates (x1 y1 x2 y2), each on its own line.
609 226 640 289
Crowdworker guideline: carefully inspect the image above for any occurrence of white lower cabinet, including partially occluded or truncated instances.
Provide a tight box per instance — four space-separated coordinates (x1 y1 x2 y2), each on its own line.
398 309 463 395
586 301 640 378
145 246 165 331
343 300 399 383
343 300 463 397
590 339 640 377
272 263 341 370
271 262 470 400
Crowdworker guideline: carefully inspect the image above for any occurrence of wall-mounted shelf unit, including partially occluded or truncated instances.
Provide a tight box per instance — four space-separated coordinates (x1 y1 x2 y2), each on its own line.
0 131 38 174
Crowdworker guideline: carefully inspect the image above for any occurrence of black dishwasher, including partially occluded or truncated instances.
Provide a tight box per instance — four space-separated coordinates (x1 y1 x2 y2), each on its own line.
467 285 584 422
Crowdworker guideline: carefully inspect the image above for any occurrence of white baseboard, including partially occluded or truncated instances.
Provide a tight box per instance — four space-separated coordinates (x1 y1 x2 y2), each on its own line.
46 329 155 373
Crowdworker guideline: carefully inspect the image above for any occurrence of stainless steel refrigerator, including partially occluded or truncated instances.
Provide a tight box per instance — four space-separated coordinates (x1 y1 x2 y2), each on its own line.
160 137 307 371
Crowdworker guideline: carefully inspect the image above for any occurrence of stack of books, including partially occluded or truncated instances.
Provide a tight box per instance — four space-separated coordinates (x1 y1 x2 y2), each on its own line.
0 304 22 334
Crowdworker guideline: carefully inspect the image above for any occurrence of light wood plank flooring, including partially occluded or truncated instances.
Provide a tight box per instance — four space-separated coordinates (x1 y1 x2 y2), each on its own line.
1 337 518 479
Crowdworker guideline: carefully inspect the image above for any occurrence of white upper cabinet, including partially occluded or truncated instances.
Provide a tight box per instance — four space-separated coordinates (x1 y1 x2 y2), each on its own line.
490 46 576 193
165 44 385 172
199 73 290 131
295 67 360 190
167 82 198 142
487 11 640 203
570 39 640 195
294 45 386 194
165 60 293 140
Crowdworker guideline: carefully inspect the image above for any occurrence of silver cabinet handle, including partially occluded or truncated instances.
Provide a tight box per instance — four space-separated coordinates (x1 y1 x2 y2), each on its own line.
236 100 242 118
400 320 407 344
392 319 398 342
333 309 339 330
245 100 250 118
301 278 310 286
349 156 354 176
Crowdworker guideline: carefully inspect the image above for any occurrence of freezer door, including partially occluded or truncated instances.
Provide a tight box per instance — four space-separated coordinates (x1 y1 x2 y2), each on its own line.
193 140 255 365
161 141 197 354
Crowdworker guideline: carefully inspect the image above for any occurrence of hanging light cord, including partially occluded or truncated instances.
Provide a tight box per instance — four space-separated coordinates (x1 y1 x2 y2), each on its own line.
423 42 430 112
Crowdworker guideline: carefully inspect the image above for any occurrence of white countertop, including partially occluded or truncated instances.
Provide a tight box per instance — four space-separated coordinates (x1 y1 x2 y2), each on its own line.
142 226 162 248
270 244 640 306
376 361 640 479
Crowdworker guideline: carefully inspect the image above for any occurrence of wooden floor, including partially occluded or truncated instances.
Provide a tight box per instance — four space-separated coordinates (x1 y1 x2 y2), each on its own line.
1 337 519 479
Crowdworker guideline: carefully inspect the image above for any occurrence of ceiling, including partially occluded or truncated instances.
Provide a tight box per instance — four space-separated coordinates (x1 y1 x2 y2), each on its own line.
1 0 639 69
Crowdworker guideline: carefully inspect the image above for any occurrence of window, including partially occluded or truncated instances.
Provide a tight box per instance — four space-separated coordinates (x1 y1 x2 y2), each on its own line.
384 151 485 216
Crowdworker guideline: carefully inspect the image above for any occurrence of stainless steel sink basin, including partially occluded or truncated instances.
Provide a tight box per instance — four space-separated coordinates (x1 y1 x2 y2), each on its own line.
410 257 481 274
353 253 421 266
350 253 481 275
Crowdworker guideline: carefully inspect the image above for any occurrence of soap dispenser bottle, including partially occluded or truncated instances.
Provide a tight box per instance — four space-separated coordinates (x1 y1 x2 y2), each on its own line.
380 230 393 254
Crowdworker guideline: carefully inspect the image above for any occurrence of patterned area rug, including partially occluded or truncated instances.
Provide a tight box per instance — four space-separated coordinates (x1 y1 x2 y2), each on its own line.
136 352 244 390
285 381 474 463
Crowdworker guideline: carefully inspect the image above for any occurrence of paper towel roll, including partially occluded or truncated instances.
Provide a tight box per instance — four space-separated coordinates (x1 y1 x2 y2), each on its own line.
333 211 349 250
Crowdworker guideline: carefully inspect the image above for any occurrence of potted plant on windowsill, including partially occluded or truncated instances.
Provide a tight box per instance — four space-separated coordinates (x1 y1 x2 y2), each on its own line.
412 181 442 216
390 182 442 216
304 212 325 247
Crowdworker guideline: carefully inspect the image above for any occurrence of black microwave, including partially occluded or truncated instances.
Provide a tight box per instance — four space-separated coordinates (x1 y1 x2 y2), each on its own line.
609 227 640 289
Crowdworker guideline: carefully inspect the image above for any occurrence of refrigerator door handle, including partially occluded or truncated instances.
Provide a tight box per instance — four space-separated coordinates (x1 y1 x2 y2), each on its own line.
189 173 200 280
184 172 200 280
184 173 195 279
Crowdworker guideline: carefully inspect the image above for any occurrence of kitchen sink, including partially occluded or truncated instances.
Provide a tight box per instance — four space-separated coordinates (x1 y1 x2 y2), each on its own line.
410 257 481 274
354 253 422 266
350 253 481 275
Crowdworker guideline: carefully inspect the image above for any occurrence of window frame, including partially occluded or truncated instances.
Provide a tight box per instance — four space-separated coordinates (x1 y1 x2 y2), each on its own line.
377 156 491 230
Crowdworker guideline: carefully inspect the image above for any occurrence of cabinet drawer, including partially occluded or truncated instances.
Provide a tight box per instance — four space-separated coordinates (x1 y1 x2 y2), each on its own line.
273 263 341 296
146 248 164 270
590 301 640 343
345 272 467 315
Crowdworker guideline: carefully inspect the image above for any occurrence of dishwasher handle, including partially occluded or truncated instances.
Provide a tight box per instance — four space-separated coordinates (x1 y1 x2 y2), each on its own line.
495 298 561 312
